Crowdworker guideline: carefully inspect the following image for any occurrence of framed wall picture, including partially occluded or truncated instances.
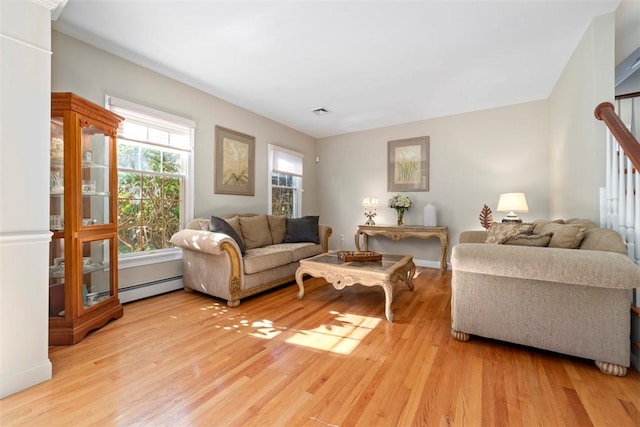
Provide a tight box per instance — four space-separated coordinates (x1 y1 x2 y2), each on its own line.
387 136 429 192
214 126 255 196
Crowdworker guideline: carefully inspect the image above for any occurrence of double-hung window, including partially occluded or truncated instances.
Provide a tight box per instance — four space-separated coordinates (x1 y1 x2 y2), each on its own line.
268 144 303 218
106 96 194 258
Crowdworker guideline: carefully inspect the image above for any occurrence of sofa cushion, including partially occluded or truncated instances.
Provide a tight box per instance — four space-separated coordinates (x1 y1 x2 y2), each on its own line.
225 216 244 241
531 219 565 235
286 242 324 261
285 216 320 244
267 215 288 244
239 214 273 249
210 216 246 255
579 228 627 254
502 232 552 247
542 223 586 249
484 223 534 244
243 246 293 274
565 218 598 230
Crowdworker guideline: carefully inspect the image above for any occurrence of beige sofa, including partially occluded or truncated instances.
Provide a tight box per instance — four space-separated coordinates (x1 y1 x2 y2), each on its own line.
451 219 640 376
170 214 332 307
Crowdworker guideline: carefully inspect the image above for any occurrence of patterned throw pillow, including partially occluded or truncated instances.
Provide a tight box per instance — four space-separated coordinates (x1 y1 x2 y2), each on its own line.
484 223 534 244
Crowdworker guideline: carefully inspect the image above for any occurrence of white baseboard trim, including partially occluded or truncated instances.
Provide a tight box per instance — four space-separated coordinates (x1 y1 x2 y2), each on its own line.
119 277 183 304
0 359 52 399
413 258 449 270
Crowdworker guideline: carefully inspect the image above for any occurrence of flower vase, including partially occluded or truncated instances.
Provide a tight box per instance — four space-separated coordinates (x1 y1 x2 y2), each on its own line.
397 210 404 226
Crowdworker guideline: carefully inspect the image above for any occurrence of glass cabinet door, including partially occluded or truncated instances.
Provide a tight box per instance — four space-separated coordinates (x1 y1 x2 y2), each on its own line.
81 125 112 227
49 118 66 318
79 237 114 312
49 237 66 317
50 118 65 231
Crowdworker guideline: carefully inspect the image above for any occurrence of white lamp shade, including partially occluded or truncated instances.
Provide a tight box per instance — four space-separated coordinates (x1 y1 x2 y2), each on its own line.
497 193 529 213
362 197 379 207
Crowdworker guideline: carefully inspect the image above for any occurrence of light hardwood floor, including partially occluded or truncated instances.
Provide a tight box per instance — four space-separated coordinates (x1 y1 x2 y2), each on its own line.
2 268 639 426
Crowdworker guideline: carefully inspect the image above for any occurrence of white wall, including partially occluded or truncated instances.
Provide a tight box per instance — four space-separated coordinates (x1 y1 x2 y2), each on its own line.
51 32 319 218
548 12 615 220
615 0 640 65
0 0 53 398
51 31 320 295
317 100 550 266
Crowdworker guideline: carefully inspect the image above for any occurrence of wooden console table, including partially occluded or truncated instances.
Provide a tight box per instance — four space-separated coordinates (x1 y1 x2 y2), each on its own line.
355 224 449 272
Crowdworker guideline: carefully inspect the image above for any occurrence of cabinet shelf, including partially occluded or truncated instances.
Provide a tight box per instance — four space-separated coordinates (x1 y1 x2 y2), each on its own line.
49 261 110 279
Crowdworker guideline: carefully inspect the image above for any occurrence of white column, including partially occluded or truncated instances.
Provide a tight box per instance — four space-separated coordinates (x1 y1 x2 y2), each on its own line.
0 0 56 398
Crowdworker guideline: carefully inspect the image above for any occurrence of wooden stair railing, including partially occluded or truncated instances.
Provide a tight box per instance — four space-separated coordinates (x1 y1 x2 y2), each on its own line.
595 101 640 354
594 102 640 172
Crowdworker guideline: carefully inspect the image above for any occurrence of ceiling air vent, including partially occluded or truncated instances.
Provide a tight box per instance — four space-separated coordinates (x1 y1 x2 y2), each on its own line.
310 107 331 116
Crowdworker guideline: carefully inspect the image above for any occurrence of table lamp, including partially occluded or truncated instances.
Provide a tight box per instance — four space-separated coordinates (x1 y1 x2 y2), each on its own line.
362 197 379 225
497 192 528 223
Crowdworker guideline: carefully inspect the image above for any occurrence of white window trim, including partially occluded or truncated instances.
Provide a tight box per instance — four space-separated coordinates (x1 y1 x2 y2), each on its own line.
118 248 183 269
268 144 303 217
106 95 195 263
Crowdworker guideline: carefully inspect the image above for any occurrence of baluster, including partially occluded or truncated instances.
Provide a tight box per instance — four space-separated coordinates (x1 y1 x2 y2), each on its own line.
618 141 626 237
606 129 613 228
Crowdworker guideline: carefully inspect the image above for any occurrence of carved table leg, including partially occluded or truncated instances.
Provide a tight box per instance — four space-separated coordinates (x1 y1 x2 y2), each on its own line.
439 236 448 272
405 260 416 291
382 280 394 322
295 267 306 300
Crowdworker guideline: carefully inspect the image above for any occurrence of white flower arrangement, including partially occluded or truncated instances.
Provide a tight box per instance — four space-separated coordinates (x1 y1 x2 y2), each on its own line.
388 194 412 212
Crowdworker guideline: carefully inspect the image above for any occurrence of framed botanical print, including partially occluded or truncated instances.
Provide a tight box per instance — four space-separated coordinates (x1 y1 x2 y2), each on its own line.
387 136 429 192
214 126 255 196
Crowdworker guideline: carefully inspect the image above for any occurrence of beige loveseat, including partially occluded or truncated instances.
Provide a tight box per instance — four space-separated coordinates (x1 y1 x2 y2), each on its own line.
170 214 332 307
451 219 640 376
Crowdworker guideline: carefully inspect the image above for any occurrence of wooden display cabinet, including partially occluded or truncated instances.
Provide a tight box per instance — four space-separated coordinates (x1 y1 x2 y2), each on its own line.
49 93 124 345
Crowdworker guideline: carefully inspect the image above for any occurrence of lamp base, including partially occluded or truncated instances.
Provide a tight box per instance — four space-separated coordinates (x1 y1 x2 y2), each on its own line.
365 217 376 226
501 211 523 224
501 217 523 224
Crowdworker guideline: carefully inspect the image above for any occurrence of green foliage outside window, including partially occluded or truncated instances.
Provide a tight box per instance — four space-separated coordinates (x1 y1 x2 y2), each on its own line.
117 142 183 253
271 172 296 218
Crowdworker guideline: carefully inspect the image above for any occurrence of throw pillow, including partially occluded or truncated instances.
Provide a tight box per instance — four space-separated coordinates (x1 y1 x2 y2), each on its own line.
541 223 586 249
210 216 246 255
484 223 534 244
239 214 273 249
532 219 564 235
284 216 320 244
267 215 287 244
502 232 552 247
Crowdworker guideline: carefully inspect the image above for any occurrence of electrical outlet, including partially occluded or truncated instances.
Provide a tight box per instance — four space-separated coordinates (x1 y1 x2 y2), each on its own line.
340 234 345 241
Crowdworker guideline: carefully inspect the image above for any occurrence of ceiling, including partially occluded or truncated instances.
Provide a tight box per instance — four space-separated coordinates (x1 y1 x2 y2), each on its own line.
53 0 621 139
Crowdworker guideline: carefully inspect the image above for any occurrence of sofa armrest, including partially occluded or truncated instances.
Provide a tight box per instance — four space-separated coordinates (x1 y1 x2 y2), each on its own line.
459 230 487 244
170 229 243 256
452 243 640 289
319 225 332 252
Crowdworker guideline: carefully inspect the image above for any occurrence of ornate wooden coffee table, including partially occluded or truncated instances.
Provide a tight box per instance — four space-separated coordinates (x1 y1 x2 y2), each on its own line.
295 252 415 322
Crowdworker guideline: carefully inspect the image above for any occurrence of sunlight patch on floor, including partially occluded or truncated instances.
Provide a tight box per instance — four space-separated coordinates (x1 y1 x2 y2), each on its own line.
198 303 381 352
285 311 381 354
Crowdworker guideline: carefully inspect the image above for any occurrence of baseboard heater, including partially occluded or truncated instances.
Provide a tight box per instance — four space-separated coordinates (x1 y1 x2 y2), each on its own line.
119 276 183 304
